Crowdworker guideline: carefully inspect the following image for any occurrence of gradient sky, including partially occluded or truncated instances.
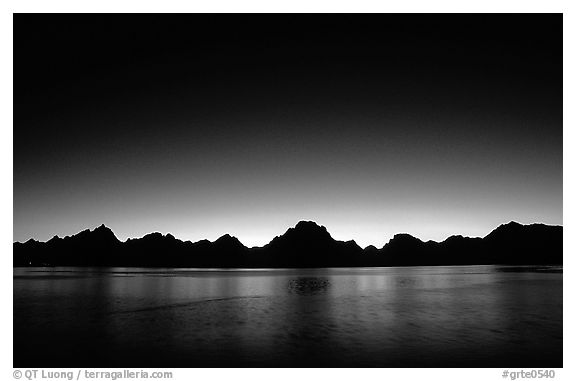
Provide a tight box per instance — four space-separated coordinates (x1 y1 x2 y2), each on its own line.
14 14 562 248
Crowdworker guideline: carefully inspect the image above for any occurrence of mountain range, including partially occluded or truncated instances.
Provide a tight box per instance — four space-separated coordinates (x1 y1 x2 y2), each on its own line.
13 221 562 267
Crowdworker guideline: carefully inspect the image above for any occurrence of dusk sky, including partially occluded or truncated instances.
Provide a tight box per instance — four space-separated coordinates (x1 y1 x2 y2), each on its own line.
14 14 562 248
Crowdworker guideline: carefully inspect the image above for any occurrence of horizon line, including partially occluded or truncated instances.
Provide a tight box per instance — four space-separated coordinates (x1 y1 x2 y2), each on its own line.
14 219 563 250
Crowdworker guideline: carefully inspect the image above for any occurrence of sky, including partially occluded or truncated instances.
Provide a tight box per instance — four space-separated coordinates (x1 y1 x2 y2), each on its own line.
14 14 562 248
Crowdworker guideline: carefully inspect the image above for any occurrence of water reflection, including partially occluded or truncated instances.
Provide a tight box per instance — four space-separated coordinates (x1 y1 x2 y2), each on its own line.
287 277 331 295
13 265 562 367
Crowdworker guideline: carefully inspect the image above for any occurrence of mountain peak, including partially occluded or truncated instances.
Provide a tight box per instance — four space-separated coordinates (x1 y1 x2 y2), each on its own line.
265 220 333 250
500 221 522 229
485 221 524 238
93 224 112 233
295 220 322 228
91 224 119 241
48 235 61 242
213 234 246 250
382 233 424 252
288 221 332 240
391 233 421 242
215 233 239 243
293 220 329 235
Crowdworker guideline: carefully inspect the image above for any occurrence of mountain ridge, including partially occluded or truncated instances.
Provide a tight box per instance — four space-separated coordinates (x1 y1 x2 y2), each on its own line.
13 221 562 267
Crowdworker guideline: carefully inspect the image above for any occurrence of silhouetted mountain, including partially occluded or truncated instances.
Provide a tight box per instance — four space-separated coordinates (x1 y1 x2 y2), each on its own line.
255 221 364 267
13 221 562 267
14 224 121 266
482 221 562 265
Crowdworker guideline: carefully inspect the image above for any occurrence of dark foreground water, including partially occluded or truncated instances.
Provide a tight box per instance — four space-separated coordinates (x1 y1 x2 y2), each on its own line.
14 265 562 367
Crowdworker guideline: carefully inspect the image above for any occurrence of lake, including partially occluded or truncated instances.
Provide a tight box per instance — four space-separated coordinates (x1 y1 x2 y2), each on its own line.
13 265 562 367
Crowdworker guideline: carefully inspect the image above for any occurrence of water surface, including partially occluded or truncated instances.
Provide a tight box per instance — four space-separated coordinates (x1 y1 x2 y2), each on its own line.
13 265 562 367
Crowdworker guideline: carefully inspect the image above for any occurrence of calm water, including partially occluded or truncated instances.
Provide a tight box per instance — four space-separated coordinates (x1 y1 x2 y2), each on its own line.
14 265 562 367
